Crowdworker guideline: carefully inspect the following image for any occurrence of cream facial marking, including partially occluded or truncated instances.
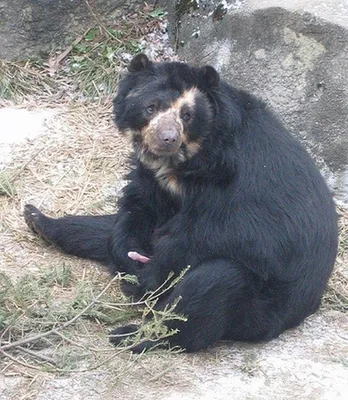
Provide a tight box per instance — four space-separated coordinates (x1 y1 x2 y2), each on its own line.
141 87 201 155
120 127 140 137
185 139 203 158
138 153 182 196
155 162 182 196
172 87 198 111
129 88 206 195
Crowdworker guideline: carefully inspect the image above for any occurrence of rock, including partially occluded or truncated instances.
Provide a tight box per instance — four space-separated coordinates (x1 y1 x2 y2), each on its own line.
166 0 348 205
0 0 142 60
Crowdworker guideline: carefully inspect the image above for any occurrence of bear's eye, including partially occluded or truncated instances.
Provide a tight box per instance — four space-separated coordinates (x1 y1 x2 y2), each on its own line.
182 111 192 122
146 105 155 115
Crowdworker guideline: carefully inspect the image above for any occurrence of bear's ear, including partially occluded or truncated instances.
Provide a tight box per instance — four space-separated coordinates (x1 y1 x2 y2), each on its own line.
198 65 220 88
128 53 151 73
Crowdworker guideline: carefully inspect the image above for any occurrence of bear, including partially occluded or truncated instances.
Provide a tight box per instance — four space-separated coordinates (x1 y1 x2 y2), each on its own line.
24 53 338 353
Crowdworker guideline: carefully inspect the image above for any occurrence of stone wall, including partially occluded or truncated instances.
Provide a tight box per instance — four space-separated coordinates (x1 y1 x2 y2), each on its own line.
166 0 348 204
0 0 143 60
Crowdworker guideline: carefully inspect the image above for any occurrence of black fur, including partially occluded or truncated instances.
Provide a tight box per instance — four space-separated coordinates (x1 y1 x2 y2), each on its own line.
24 55 338 353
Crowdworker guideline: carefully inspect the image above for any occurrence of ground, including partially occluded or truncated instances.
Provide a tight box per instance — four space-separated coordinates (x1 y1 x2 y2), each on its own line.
0 103 347 400
1 312 348 400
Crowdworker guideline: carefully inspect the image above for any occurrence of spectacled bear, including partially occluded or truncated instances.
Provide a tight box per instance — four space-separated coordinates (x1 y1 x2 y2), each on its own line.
24 54 338 353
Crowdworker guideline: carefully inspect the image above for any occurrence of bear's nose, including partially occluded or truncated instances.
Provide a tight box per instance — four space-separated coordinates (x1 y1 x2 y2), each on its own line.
159 130 178 143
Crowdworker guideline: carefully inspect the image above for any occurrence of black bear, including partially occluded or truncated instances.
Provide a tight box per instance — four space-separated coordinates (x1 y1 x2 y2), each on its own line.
24 54 338 353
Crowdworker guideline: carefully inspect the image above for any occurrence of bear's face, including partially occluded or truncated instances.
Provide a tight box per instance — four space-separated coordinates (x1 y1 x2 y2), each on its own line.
126 85 212 162
114 54 219 168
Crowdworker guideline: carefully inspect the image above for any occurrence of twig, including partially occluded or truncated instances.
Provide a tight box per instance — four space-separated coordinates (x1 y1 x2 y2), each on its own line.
0 349 41 371
38 166 73 208
9 147 46 182
52 330 87 349
17 346 57 366
84 0 122 42
53 330 105 353
148 366 174 382
0 274 120 352
48 28 91 72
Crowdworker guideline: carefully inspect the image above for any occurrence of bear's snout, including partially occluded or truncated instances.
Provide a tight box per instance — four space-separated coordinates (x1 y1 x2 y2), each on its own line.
155 127 182 154
159 129 178 143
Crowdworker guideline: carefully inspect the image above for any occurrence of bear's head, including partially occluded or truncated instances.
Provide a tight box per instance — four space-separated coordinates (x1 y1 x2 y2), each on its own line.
113 54 220 167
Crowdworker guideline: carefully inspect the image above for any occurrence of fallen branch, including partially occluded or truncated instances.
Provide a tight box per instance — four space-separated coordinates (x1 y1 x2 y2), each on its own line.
0 273 120 352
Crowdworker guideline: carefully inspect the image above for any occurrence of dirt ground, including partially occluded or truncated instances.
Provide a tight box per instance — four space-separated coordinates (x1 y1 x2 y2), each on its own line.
0 106 347 400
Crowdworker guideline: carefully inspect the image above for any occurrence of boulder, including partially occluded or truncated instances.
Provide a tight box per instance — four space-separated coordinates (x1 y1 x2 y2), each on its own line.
0 0 142 60
166 0 348 205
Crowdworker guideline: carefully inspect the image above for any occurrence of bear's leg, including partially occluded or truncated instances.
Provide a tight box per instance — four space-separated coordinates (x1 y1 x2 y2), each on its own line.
24 204 116 263
110 259 275 353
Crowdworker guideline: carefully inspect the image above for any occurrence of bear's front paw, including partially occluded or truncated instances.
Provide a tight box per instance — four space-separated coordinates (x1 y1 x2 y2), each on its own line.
109 324 140 346
109 323 160 353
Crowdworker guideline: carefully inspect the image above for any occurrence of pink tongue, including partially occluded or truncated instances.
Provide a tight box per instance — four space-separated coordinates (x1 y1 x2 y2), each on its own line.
128 251 150 263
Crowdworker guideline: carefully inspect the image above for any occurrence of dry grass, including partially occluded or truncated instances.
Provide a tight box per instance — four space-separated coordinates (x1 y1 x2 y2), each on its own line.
0 3 187 385
0 102 186 378
6 103 130 214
